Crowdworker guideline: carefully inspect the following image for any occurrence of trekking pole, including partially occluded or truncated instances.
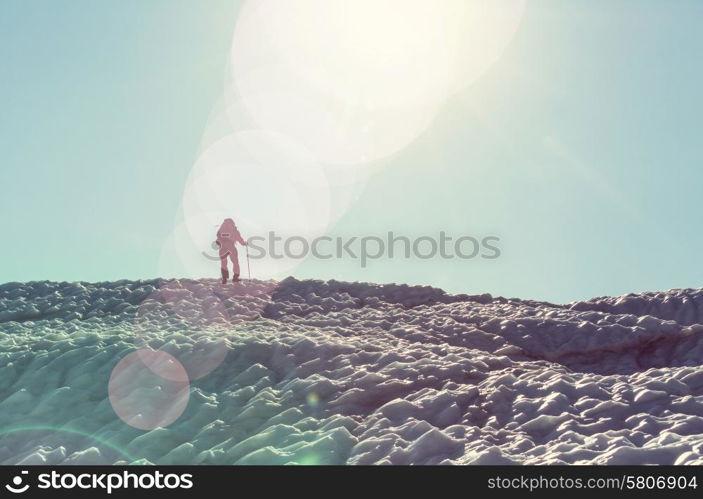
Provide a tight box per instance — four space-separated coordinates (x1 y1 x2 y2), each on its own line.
246 245 251 280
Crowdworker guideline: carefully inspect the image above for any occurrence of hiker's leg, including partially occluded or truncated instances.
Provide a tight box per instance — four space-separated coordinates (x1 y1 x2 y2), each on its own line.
231 250 240 281
220 255 229 284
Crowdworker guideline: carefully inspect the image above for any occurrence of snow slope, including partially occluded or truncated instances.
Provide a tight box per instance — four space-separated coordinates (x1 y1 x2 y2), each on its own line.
0 277 702 465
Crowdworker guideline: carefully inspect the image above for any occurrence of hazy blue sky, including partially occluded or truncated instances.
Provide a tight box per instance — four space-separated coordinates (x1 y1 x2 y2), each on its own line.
1 0 702 303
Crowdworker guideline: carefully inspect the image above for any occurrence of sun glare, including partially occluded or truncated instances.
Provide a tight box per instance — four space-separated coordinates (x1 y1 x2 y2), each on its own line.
230 0 525 165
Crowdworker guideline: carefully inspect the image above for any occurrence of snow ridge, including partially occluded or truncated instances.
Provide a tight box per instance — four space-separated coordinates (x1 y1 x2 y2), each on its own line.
0 277 702 465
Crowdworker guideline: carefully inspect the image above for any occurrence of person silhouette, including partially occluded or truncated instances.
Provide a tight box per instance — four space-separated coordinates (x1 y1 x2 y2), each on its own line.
215 218 247 283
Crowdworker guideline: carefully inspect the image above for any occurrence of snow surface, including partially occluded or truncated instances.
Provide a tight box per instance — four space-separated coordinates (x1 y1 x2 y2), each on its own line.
1 277 702 465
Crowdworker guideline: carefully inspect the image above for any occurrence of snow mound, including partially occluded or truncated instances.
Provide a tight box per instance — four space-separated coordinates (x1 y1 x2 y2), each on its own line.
0 277 702 465
571 288 703 325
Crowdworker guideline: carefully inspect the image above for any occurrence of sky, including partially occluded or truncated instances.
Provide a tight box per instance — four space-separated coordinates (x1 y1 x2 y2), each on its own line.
1 0 702 303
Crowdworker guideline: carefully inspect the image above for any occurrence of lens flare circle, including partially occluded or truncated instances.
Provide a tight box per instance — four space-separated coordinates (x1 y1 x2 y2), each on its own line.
177 131 332 279
108 350 190 431
133 279 230 381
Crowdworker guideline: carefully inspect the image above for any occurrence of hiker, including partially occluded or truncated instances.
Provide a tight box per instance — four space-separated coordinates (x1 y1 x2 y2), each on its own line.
215 218 247 283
